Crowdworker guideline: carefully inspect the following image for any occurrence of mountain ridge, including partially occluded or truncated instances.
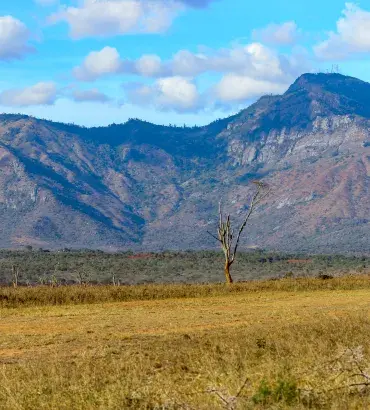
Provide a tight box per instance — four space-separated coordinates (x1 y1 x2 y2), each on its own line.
0 72 369 252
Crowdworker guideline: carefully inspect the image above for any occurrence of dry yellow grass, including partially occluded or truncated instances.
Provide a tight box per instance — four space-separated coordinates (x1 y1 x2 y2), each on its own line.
2 274 370 308
1 279 370 409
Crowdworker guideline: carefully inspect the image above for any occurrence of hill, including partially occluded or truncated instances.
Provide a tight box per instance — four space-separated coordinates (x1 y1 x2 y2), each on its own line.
0 73 369 252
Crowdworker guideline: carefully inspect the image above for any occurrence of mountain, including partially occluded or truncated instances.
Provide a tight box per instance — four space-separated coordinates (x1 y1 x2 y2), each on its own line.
0 73 369 253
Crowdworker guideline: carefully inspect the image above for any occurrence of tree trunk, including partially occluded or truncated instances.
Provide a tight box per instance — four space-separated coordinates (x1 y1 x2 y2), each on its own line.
12 265 18 288
224 261 233 284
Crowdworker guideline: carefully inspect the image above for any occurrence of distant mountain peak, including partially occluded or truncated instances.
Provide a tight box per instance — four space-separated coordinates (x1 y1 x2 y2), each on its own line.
293 72 350 84
229 72 370 138
286 72 370 101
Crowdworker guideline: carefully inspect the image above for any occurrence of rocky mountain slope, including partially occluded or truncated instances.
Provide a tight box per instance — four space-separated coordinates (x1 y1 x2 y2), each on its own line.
0 73 369 253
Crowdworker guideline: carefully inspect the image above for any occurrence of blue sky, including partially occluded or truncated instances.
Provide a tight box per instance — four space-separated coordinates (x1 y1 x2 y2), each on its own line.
0 0 370 126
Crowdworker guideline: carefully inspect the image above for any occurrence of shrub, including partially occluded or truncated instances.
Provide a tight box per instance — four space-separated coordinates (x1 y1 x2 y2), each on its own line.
252 378 299 405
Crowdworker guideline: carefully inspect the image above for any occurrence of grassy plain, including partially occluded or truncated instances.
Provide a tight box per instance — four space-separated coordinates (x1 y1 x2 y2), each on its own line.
1 276 370 409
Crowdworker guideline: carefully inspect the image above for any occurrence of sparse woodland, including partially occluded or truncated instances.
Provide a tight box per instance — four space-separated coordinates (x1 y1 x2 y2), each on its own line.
0 249 368 287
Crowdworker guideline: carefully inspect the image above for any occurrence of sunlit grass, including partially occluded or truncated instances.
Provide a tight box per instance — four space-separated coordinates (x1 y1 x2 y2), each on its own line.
1 276 370 408
1 274 370 308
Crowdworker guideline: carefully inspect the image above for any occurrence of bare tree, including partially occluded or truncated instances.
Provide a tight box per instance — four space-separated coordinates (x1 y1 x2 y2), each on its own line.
111 271 118 286
208 181 269 284
12 265 20 288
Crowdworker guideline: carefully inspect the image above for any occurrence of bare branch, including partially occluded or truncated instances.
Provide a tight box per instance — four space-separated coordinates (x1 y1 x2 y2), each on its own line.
231 182 268 262
206 388 230 406
207 231 222 243
236 377 249 398
219 201 223 230
348 382 370 387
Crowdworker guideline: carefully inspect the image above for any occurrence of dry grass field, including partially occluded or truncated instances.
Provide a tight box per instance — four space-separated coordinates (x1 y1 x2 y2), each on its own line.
1 276 370 409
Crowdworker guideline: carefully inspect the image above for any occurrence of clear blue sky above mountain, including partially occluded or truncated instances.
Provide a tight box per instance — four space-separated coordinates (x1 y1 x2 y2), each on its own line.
0 0 369 126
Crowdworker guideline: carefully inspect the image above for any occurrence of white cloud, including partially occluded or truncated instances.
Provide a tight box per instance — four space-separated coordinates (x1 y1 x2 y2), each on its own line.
75 41 307 83
252 21 299 45
244 43 284 78
167 43 285 79
73 46 123 81
168 42 307 81
171 50 208 76
156 76 199 110
0 82 57 107
50 0 181 39
215 74 288 102
74 47 166 81
0 16 34 60
126 76 200 112
73 39 309 112
135 54 163 77
49 0 219 39
126 70 291 111
72 89 111 103
315 3 370 60
120 40 310 111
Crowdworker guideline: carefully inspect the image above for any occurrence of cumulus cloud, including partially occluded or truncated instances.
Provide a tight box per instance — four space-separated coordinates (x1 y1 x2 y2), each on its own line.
125 76 200 112
176 42 306 80
0 16 34 60
75 41 307 83
0 82 57 107
116 40 309 111
73 46 123 81
72 89 111 103
73 40 309 111
49 0 181 39
156 77 199 110
125 70 290 112
135 54 163 77
214 74 288 102
49 0 219 39
252 21 299 45
314 3 370 60
210 44 310 104
170 42 309 84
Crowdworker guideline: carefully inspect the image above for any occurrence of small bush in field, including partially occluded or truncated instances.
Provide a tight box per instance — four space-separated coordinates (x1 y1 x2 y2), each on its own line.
252 378 299 405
